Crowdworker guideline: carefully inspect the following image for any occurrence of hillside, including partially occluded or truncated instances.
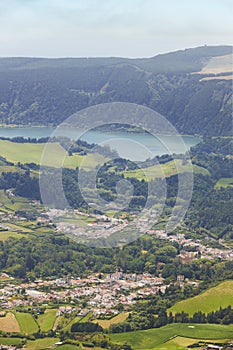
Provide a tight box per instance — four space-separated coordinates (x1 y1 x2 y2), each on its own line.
0 45 232 136
169 281 233 316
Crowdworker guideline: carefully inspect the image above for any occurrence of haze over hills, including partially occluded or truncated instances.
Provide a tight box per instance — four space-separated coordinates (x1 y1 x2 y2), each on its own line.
0 45 232 136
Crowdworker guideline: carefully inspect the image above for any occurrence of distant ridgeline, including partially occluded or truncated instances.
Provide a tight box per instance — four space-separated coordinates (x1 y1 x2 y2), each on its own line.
0 45 232 136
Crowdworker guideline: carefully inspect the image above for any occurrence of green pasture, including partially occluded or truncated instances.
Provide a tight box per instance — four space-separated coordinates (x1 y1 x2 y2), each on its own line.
0 230 26 241
124 160 209 181
0 337 24 346
15 312 39 334
0 140 107 169
25 337 59 350
169 280 233 316
215 177 233 189
110 323 233 350
0 190 33 211
37 309 57 332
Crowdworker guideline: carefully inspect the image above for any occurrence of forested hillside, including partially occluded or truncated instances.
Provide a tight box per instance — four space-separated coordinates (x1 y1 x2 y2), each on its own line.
0 45 232 136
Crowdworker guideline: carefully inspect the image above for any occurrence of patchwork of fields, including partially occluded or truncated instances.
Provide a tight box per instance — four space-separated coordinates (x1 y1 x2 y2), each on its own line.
0 283 233 349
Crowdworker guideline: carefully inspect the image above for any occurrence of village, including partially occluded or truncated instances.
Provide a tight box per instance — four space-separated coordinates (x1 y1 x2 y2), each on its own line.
0 271 170 315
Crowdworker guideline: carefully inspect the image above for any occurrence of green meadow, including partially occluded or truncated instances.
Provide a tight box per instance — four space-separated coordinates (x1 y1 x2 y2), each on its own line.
125 160 209 181
110 323 233 350
25 337 59 350
0 230 26 241
0 140 107 169
37 309 57 332
215 177 233 189
169 281 233 316
0 337 24 347
0 190 33 211
15 312 39 334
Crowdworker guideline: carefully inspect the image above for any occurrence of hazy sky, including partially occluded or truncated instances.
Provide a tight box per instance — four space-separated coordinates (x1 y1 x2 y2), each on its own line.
0 0 232 57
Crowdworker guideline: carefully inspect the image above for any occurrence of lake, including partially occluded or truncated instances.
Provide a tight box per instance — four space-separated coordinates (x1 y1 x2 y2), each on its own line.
0 126 200 161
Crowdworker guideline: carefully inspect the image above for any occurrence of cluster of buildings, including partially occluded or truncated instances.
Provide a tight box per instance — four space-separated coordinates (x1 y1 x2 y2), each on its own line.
0 272 167 316
150 230 233 261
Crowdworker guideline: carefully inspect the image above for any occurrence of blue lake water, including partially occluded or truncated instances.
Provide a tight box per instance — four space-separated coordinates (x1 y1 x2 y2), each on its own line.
0 126 200 161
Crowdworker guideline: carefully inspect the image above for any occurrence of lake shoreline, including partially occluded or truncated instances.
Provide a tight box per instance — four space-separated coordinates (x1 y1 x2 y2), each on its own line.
0 124 202 138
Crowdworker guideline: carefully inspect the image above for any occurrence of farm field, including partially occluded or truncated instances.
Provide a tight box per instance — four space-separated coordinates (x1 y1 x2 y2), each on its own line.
0 140 107 169
0 312 20 332
168 280 233 316
25 337 59 350
93 312 129 329
153 336 231 350
215 177 233 189
0 190 33 211
124 159 209 181
56 345 82 350
37 309 57 332
62 315 82 331
110 323 233 350
0 230 26 241
0 337 24 347
15 312 39 334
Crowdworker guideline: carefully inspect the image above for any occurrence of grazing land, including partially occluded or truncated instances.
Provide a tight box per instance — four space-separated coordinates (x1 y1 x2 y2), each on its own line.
169 281 233 316
25 337 59 350
125 160 209 181
215 177 233 189
154 336 231 350
15 312 39 334
0 337 24 346
0 230 26 241
0 140 107 169
110 323 233 350
37 309 57 332
92 312 129 329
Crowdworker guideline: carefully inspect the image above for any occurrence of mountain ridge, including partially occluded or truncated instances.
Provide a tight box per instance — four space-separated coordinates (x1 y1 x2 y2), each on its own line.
0 45 232 136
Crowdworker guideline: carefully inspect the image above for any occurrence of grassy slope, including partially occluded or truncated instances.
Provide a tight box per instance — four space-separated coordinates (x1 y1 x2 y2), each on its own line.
125 160 209 181
215 177 233 189
37 309 57 332
0 337 23 346
92 312 129 329
154 336 231 350
15 312 39 334
110 323 233 350
169 281 233 316
25 337 59 350
0 140 107 169
0 231 26 241
0 190 33 211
